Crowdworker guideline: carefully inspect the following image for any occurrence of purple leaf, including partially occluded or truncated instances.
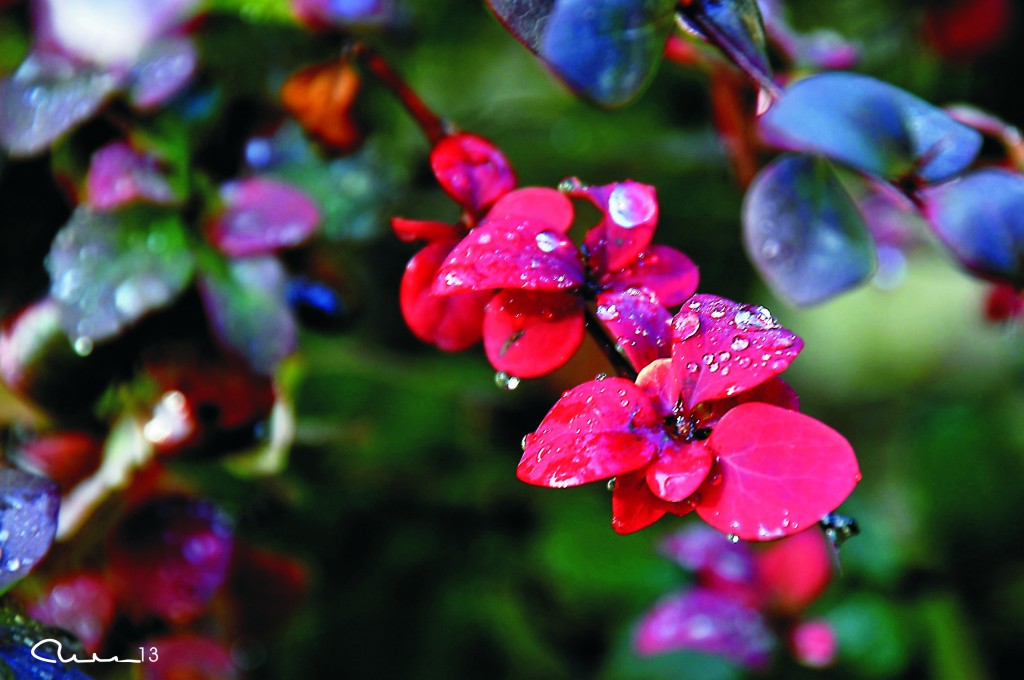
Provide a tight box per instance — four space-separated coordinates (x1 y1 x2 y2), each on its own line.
921 168 1024 286
128 36 198 110
86 141 177 210
487 0 676 107
743 154 876 306
635 587 775 668
46 207 195 346
0 52 119 158
198 256 297 375
760 72 982 183
207 178 321 257
0 468 60 594
678 0 774 91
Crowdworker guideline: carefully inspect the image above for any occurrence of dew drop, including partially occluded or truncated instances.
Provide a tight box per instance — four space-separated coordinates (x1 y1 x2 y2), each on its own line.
727 534 740 544
535 231 560 253
606 478 616 492
495 372 520 390
686 362 699 373
709 473 723 487
595 373 608 381
717 352 731 362
521 435 529 451
702 353 715 365
608 183 656 228
673 312 700 340
73 336 94 356
731 336 749 351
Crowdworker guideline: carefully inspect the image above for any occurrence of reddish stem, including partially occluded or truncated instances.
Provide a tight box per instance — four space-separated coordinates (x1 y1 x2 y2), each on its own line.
350 43 451 145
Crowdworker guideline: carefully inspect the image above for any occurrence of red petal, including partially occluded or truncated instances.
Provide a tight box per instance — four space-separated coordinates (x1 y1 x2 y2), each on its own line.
432 216 584 294
391 217 460 244
615 245 700 307
518 379 660 488
635 358 681 416
430 133 516 214
696 404 861 541
700 376 800 429
789 619 838 668
646 440 714 502
139 634 238 680
207 178 320 257
487 187 574 232
484 290 584 378
400 242 488 351
672 295 804 410
27 571 116 654
570 179 658 272
595 288 673 373
755 528 833 616
612 469 691 535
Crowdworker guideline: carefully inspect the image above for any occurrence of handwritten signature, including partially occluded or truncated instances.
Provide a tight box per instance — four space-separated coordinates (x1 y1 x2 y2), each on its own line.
31 639 158 664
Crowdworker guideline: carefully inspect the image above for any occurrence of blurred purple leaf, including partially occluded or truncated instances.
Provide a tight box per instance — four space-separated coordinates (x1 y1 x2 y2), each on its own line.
128 36 198 110
0 468 60 594
199 256 297 374
659 525 756 590
678 0 774 91
206 178 321 257
921 168 1024 286
635 587 775 668
743 154 876 306
46 207 195 346
86 141 177 210
0 52 120 158
292 0 396 27
487 0 676 107
760 72 982 183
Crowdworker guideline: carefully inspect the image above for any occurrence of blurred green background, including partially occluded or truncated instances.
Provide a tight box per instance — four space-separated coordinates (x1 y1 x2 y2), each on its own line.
4 0 1024 678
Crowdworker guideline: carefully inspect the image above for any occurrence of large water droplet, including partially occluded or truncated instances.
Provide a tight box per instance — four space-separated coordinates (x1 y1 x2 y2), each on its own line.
73 336 94 356
608 183 656 228
535 231 560 253
731 336 750 351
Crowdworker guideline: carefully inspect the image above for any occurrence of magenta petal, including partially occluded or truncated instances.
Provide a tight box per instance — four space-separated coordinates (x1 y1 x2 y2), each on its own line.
487 187 574 232
615 245 700 306
646 440 713 502
430 133 516 214
672 294 803 409
400 242 488 352
611 469 689 535
634 588 775 668
659 525 757 592
518 378 660 488
635 358 682 416
432 216 584 294
85 141 176 210
391 217 460 244
207 178 320 257
697 403 861 541
702 376 799 428
27 571 116 653
571 180 659 272
595 288 672 372
483 290 584 378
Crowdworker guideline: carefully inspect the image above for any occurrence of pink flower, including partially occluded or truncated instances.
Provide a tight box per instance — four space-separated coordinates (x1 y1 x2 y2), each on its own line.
517 295 860 537
434 180 698 377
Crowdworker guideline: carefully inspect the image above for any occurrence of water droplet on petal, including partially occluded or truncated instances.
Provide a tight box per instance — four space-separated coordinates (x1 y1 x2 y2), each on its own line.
535 231 560 253
727 534 740 544
608 183 656 228
606 478 616 492
731 336 749 351
73 336 94 356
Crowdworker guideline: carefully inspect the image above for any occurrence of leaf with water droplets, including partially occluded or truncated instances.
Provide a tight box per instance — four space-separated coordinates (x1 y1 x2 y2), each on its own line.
760 72 982 183
696 403 860 541
400 241 490 352
487 0 676 107
46 206 195 345
611 469 691 535
484 290 584 378
430 133 517 214
634 587 775 667
921 168 1024 286
0 468 60 595
85 141 177 210
677 0 775 92
671 294 803 409
614 245 700 307
569 180 660 273
432 216 584 295
518 378 660 488
646 440 714 503
595 288 672 372
743 154 876 306
206 178 320 257
198 256 296 375
0 52 120 158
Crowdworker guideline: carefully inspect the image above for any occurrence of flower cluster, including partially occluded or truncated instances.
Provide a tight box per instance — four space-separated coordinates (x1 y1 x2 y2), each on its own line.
635 524 839 669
